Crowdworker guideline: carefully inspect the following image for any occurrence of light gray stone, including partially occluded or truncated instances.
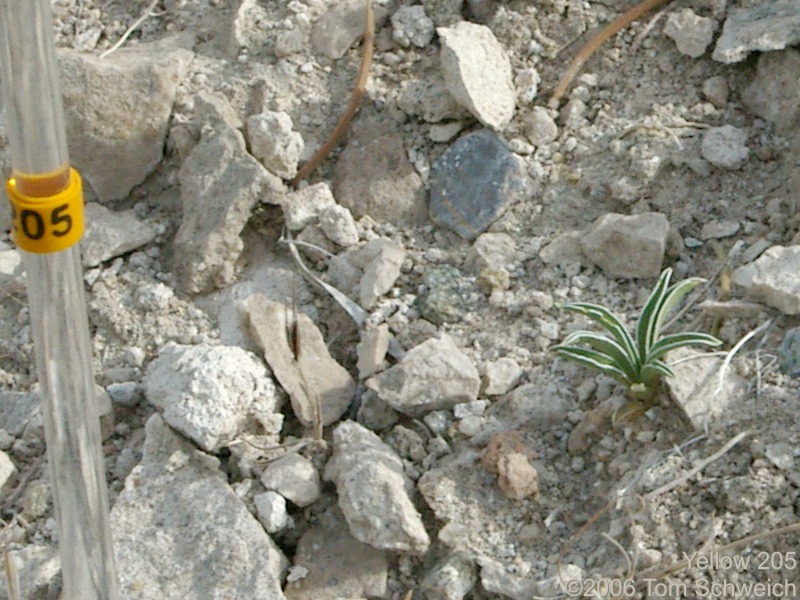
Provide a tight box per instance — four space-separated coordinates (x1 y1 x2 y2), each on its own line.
397 77 468 123
261 453 321 508
281 182 337 231
366 334 480 416
421 553 477 600
112 414 288 600
247 111 304 179
477 557 539 600
284 507 388 600
0 545 60 600
765 442 795 470
80 203 157 267
318 204 359 247
351 238 406 309
580 212 669 279
438 22 515 130
311 0 389 59
175 125 284 293
483 357 523 396
702 76 730 108
392 5 436 48
742 48 800 132
243 294 355 427
666 348 747 430
539 230 587 267
466 233 517 273
664 8 716 58
732 245 800 314
489 382 569 427
0 247 22 293
523 106 558 146
357 324 391 380
712 0 800 63
254 491 290 534
700 219 740 240
701 125 749 170
59 37 193 201
0 450 16 496
323 421 430 553
143 343 280 452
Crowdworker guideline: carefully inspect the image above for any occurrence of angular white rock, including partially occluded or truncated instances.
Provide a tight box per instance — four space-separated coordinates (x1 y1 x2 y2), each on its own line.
254 491 290 534
143 343 280 452
81 203 157 267
318 204 359 247
260 453 321 508
324 421 430 553
351 238 406 309
732 245 800 314
366 334 480 416
663 8 716 58
281 182 337 231
438 22 516 130
247 111 304 179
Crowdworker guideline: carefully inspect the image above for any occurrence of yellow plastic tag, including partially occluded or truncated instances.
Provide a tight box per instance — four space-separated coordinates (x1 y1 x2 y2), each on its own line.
6 168 84 254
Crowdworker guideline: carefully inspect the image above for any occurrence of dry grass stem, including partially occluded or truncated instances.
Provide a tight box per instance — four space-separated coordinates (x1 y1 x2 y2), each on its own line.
549 0 675 108
290 0 374 185
100 0 160 59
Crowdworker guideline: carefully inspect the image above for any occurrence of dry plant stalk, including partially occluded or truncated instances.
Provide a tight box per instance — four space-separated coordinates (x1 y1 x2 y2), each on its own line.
548 0 675 108
290 0 375 185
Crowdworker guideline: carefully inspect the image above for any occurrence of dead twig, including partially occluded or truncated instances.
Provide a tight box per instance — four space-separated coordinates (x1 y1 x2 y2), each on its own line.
290 0 374 185
549 0 676 108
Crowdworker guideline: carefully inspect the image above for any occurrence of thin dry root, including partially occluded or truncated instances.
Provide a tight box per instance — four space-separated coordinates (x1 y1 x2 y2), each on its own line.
549 0 675 108
290 0 374 185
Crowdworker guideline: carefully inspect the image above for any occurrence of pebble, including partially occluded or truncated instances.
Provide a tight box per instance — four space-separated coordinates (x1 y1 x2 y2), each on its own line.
397 76 468 123
261 453 321 508
323 421 430 553
700 219 741 240
466 232 517 273
429 129 533 240
420 553 477 600
731 245 800 314
437 22 516 130
356 324 391 380
80 203 157 268
778 326 800 376
281 182 337 231
106 382 143 407
457 415 485 437
663 8 716 58
712 0 800 63
0 450 16 496
247 111 304 179
483 357 523 396
318 204 359 247
429 121 464 142
254 491 290 533
418 265 469 325
453 400 489 419
523 106 558 146
350 238 406 309
765 442 795 471
700 125 750 171
366 334 480 416
391 5 435 48
143 343 280 452
514 67 541 104
497 452 539 501
702 75 729 108
580 212 670 279
742 48 800 132
310 0 389 59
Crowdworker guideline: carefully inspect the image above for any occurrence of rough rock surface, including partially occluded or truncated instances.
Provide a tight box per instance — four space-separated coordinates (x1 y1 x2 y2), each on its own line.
284 507 388 600
701 125 750 170
438 22 516 129
580 212 669 279
111 414 288 600
663 8 716 58
260 453 321 508
323 421 430 553
713 0 800 63
143 343 280 452
429 129 533 240
350 237 406 309
174 126 283 293
243 294 355 426
732 245 800 314
81 203 157 267
310 0 389 59
366 334 480 416
246 111 304 179
742 48 800 132
59 37 193 200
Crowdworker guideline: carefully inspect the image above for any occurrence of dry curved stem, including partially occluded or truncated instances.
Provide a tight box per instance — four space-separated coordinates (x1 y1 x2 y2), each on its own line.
549 0 676 108
290 0 374 185
100 0 160 59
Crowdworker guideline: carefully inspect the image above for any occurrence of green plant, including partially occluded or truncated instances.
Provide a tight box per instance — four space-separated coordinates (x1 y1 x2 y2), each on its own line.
553 268 723 401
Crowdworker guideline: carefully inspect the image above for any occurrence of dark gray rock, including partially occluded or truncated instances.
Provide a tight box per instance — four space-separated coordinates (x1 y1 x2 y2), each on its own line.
429 129 532 240
778 326 800 376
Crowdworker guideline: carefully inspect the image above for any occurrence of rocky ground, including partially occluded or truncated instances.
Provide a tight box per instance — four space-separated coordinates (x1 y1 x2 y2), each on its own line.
2 0 800 598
